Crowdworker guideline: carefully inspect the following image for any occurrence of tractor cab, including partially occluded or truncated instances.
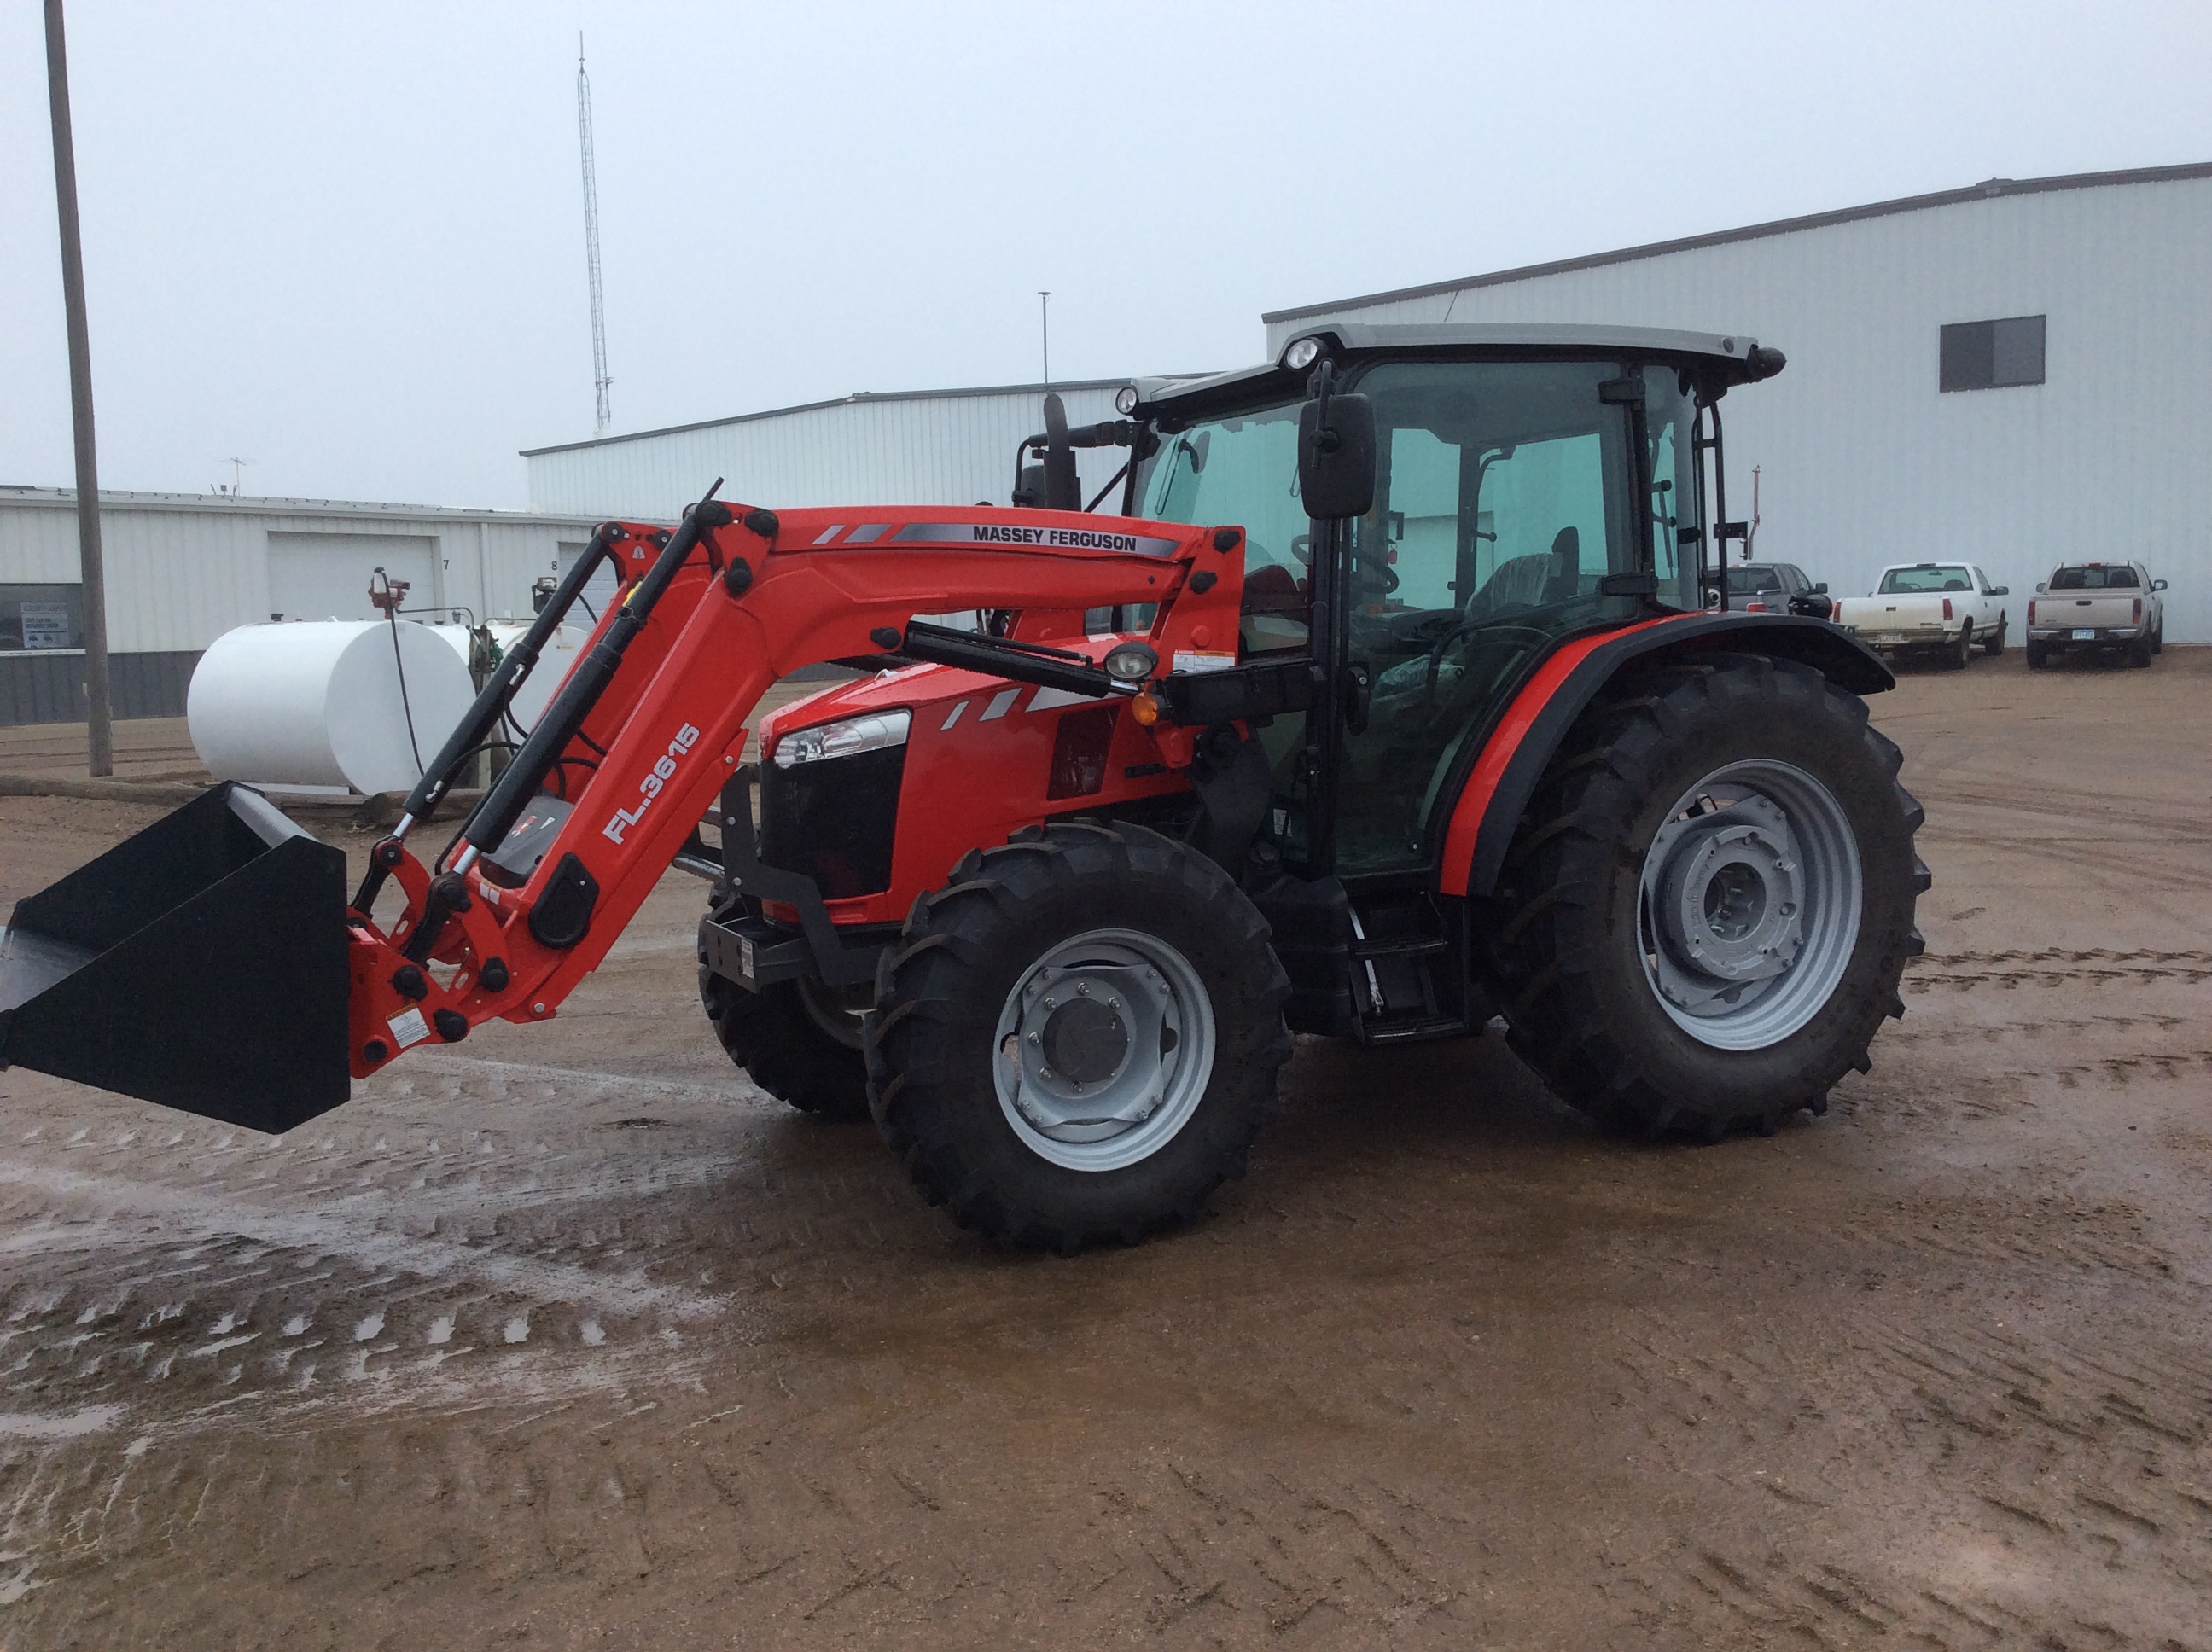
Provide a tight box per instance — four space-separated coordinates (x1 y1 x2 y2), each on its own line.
1111 324 1783 885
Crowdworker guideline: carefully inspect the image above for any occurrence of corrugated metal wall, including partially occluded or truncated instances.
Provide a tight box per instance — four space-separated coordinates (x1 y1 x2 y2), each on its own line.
0 493 602 724
0 494 601 654
525 384 1131 520
1265 177 2212 641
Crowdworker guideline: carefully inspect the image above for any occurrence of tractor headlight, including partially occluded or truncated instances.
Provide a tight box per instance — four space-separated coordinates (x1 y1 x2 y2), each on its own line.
1282 336 1324 371
771 707 911 768
1115 384 1138 416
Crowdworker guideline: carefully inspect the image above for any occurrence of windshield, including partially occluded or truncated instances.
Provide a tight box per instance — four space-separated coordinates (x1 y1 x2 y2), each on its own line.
1132 399 1312 654
1879 566 1973 594
2051 565 2139 590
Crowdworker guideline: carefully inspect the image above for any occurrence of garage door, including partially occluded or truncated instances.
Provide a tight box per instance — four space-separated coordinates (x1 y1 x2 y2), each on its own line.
268 533 439 623
556 539 624 629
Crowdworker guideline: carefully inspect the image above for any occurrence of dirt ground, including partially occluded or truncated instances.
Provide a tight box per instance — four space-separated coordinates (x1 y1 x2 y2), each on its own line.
3 649 2209 1649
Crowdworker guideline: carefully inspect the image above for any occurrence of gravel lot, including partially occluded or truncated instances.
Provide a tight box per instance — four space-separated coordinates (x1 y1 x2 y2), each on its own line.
3 649 2209 1649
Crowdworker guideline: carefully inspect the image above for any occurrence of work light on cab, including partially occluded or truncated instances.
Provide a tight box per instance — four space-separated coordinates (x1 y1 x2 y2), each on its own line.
1102 641 1159 683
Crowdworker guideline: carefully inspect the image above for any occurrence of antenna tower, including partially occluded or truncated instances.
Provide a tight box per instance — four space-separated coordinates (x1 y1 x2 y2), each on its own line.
577 35 611 433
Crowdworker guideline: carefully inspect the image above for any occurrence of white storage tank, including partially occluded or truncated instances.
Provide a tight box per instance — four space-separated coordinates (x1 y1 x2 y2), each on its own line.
428 621 589 736
187 620 476 796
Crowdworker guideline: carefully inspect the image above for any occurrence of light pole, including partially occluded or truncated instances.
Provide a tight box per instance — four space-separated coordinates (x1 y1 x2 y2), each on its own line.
43 0 114 777
1038 290 1051 386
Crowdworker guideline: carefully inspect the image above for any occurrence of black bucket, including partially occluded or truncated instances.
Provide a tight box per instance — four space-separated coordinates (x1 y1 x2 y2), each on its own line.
0 783 352 1134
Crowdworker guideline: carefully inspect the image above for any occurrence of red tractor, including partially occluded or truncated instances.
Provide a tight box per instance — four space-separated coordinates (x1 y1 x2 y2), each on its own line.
0 324 1924 1250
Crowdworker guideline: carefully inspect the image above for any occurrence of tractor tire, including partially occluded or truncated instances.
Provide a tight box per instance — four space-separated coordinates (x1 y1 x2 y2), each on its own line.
1486 654 1926 1140
865 821 1291 1251
1982 616 2006 657
698 889 871 1121
2026 640 2048 670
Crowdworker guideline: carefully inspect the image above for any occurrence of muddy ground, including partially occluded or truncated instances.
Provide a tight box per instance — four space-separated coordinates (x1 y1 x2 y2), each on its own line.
3 649 2209 1649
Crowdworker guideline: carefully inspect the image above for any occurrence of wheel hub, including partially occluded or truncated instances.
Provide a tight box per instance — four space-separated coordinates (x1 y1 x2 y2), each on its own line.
992 930 1216 1167
1655 795 1804 987
1635 763 1864 1050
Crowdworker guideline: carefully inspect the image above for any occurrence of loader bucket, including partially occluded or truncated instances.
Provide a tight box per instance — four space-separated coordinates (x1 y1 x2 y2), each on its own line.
0 783 352 1134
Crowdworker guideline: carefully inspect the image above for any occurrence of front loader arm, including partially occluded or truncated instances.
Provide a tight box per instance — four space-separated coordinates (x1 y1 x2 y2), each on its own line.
346 503 1233 1080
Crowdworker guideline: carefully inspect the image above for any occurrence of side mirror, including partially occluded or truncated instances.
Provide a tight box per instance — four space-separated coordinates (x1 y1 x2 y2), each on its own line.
2035 581 2047 594
1989 585 2009 596
1296 369 1377 520
2153 579 2169 591
1811 581 1829 595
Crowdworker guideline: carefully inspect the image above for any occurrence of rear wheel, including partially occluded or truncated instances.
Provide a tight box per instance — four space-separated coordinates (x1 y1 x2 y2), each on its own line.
698 888 871 1120
1949 623 1973 669
866 822 1290 1250
2026 640 2049 670
2152 620 2164 655
2131 630 2154 668
1982 615 2006 657
1487 654 1926 1138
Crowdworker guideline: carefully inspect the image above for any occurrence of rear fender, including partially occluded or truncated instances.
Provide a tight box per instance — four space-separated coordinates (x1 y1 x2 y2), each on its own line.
1438 614 1891 899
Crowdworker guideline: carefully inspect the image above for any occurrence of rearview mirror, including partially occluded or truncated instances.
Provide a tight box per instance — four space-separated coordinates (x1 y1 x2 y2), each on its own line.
1811 581 1828 594
2036 581 2047 594
1297 376 1377 520
1990 585 2009 596
2153 578 2169 591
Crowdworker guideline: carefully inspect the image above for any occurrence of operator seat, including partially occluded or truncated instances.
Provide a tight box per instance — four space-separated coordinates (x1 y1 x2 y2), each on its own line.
1540 526 1581 603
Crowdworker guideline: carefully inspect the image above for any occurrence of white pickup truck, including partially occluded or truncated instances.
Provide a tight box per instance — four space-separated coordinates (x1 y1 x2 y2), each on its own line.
1834 562 2011 668
2025 561 2167 669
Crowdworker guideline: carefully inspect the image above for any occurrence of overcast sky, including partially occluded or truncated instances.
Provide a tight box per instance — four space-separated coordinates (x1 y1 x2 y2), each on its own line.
3 2 2207 509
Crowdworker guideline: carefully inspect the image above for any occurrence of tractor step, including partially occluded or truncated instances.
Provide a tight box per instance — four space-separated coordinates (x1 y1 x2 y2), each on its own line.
1347 893 1475 1046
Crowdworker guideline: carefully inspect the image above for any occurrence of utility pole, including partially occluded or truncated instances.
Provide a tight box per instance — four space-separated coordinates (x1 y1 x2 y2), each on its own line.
1038 291 1051 385
44 0 113 777
578 36 612 433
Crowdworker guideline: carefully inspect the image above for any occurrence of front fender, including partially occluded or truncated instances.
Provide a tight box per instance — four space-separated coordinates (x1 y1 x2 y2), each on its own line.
1438 613 1891 898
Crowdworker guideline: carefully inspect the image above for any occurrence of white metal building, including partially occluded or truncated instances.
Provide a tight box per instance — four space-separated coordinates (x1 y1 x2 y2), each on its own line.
523 379 1135 521
0 489 599 724
1263 163 2212 641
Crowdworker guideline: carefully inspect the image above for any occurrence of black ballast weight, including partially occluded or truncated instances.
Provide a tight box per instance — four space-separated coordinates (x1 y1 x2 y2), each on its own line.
0 783 351 1134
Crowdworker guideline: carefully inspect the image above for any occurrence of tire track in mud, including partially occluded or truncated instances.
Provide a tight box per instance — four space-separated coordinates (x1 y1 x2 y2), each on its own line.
1612 1306 2212 1648
1906 948 2212 993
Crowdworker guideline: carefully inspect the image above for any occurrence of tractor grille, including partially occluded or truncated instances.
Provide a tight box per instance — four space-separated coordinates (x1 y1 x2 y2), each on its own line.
758 745 905 899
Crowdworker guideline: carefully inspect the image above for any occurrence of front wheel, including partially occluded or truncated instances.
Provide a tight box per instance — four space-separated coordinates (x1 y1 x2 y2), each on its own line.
866 822 1291 1250
699 889 872 1120
1487 654 1926 1138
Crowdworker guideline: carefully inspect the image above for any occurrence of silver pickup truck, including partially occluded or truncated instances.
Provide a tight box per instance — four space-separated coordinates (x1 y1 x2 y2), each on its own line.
2025 561 2167 668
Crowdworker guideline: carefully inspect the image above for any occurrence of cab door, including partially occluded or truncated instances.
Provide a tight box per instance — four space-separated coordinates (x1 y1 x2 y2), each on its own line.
1323 358 1688 878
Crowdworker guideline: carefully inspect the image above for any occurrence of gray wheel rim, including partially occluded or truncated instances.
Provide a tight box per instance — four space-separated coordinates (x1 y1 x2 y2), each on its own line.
1636 759 1863 1051
992 927 1217 1172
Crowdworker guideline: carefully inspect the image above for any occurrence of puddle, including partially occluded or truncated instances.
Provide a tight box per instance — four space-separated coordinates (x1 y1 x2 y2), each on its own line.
0 1403 127 1439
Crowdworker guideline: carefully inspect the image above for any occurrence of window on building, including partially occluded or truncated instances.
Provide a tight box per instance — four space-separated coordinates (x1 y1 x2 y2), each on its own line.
1940 315 2046 392
0 585 86 651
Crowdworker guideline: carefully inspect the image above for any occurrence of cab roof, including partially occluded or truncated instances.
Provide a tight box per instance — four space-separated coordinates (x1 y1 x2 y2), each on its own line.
1131 322 1778 420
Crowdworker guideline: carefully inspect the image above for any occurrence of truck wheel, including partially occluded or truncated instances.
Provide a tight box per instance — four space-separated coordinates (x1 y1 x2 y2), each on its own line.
2152 620 2164 655
1949 623 1973 669
1487 654 1926 1139
866 822 1291 1250
2026 640 2048 670
1982 616 2006 657
698 891 871 1121
2130 631 2154 668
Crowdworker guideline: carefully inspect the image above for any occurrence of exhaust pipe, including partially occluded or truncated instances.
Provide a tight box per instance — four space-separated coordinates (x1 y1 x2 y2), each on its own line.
0 783 351 1134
